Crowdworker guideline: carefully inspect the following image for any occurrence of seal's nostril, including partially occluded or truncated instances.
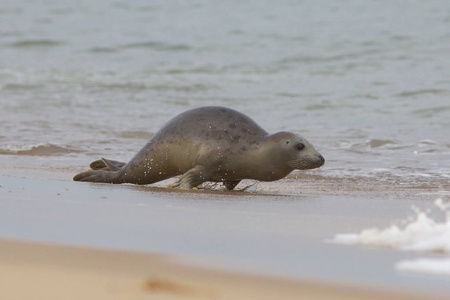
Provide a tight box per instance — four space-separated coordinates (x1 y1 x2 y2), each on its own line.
319 155 325 163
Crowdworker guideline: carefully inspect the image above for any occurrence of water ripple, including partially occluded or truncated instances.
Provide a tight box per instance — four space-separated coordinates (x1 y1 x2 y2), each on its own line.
395 89 448 97
0 143 82 156
7 39 65 48
412 106 450 118
121 41 191 52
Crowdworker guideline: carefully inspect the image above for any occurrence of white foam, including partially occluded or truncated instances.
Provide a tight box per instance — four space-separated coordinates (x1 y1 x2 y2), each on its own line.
396 258 450 276
331 199 450 276
332 199 450 252
0 143 46 152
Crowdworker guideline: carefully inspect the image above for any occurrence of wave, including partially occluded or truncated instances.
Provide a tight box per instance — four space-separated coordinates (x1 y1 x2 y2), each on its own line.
0 83 41 90
330 199 450 276
331 198 450 254
412 106 450 118
121 41 191 51
278 48 383 64
395 89 448 97
0 143 82 156
8 39 64 48
343 138 447 152
87 41 191 54
347 138 405 150
88 47 118 53
116 130 153 139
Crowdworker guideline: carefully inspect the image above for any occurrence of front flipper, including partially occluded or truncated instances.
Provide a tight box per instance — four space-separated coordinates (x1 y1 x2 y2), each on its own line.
171 165 211 189
90 158 127 171
223 180 241 190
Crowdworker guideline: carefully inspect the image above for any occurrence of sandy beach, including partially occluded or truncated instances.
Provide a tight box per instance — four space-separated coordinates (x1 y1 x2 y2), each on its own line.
0 238 444 300
1 168 449 299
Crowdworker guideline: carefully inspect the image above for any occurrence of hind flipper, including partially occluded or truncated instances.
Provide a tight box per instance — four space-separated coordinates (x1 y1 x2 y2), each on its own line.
90 159 127 170
73 169 119 183
100 158 123 172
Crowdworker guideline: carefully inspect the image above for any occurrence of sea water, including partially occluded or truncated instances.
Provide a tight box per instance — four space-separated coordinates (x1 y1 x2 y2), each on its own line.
1 0 449 187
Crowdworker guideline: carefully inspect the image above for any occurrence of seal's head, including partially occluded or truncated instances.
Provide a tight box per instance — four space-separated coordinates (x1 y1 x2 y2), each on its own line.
262 131 325 173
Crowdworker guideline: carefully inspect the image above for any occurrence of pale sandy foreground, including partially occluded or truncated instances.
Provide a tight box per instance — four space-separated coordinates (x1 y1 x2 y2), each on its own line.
0 239 443 300
1 168 450 299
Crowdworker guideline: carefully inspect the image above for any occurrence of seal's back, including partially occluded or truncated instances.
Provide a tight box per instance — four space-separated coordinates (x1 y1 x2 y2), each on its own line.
155 106 268 144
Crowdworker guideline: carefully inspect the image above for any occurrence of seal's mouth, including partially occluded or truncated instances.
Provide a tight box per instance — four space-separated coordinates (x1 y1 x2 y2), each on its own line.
288 155 325 170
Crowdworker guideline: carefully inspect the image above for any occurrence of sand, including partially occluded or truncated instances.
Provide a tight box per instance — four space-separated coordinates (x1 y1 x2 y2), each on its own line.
1 168 449 299
0 238 443 300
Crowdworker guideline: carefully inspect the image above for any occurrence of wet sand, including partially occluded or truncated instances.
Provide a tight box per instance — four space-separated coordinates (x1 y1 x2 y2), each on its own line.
0 168 449 299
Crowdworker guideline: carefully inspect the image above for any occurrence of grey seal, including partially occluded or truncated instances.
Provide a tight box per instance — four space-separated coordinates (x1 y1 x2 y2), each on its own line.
73 106 325 190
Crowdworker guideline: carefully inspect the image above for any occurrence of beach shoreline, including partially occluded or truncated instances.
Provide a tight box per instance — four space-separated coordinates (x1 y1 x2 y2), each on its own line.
1 168 449 299
1 238 445 300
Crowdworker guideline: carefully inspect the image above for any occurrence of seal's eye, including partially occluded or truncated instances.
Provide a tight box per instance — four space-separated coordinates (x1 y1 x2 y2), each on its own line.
295 143 305 151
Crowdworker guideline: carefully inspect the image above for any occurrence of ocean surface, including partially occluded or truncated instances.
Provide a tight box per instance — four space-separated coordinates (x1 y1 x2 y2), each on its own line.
1 0 450 187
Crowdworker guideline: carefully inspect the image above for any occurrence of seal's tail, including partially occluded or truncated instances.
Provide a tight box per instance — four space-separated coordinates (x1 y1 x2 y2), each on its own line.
73 158 124 183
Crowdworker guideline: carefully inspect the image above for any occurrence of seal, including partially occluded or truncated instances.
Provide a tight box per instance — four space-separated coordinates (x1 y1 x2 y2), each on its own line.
73 106 325 190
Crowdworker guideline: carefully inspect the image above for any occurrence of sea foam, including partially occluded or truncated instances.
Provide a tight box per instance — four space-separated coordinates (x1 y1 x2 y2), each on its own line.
331 198 450 276
396 258 450 276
